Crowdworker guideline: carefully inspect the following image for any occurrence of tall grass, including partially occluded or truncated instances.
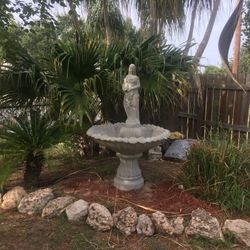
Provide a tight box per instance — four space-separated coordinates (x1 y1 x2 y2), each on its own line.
179 133 250 212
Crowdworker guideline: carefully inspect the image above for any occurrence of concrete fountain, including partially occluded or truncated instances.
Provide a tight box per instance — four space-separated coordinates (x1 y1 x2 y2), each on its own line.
87 64 170 191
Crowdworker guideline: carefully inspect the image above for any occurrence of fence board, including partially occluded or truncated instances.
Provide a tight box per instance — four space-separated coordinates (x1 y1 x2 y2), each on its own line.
177 75 250 143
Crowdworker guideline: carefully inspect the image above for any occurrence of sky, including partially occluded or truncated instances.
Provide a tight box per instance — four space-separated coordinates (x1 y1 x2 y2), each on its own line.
17 1 237 67
121 2 236 67
171 2 235 67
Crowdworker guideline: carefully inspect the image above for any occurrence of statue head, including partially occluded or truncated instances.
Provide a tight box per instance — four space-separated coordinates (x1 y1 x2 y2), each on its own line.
128 64 136 75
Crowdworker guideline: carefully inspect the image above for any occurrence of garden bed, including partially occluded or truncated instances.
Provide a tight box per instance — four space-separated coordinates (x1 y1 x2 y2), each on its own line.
2 156 246 250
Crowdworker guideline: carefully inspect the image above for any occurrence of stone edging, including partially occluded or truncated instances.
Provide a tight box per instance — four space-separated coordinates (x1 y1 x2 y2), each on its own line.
1 186 249 247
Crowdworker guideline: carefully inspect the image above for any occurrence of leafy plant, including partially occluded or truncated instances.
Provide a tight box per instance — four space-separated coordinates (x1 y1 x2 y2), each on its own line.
99 35 192 123
179 132 250 212
0 110 63 188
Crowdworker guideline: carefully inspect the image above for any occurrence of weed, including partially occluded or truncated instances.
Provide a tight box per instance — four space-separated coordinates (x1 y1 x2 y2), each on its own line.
188 234 237 250
179 132 250 213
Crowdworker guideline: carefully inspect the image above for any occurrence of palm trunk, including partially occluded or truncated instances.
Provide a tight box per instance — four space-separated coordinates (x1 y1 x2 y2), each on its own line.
67 0 80 42
149 1 157 35
193 0 221 66
232 0 242 78
24 153 43 187
184 0 198 56
103 0 111 46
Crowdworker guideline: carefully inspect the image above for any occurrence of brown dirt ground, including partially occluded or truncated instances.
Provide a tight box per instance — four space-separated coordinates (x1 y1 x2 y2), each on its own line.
0 157 249 250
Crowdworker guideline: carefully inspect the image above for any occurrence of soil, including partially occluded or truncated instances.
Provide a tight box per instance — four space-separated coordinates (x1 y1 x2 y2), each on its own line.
52 158 224 218
0 156 248 249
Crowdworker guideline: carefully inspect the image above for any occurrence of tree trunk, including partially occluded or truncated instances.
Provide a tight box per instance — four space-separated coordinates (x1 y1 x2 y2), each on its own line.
149 2 157 35
232 0 242 78
103 0 111 46
67 0 80 42
24 153 43 188
184 0 198 56
193 0 221 66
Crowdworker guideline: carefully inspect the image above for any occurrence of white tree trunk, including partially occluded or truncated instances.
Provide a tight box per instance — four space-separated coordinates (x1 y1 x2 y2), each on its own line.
184 0 198 56
193 0 221 66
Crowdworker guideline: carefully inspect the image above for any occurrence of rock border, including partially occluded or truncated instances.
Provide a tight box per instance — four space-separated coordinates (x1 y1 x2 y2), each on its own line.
1 186 249 247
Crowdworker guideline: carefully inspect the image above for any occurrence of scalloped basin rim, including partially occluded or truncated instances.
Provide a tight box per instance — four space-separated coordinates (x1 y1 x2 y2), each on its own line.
87 122 170 144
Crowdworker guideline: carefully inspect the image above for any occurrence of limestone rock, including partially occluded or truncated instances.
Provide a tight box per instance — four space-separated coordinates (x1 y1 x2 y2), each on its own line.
42 196 75 218
66 199 89 222
185 208 224 241
151 211 174 235
86 203 113 231
170 217 185 235
223 219 250 247
113 207 138 235
164 139 198 161
1 186 27 210
18 188 54 215
136 214 155 236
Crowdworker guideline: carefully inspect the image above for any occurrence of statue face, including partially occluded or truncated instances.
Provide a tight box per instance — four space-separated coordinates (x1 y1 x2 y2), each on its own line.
128 64 136 75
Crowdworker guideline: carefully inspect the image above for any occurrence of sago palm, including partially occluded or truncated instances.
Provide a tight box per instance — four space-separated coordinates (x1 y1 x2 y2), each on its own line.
0 110 62 188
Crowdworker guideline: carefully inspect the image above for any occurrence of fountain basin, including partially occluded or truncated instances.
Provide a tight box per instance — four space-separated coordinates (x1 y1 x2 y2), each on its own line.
87 123 170 155
87 123 170 191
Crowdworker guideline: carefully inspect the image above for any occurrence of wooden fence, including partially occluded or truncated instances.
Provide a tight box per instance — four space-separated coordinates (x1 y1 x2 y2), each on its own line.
178 75 250 143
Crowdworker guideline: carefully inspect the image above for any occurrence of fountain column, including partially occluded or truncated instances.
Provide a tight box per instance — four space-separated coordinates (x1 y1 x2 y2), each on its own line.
114 64 145 190
114 153 144 191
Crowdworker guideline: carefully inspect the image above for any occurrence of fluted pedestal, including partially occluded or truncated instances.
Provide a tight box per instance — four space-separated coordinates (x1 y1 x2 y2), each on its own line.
114 153 144 191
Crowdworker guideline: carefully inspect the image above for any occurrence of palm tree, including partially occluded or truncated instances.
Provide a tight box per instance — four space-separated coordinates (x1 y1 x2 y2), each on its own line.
83 0 124 45
133 0 186 35
99 34 193 123
86 1 125 44
193 0 221 66
184 0 214 56
0 111 62 188
46 35 102 126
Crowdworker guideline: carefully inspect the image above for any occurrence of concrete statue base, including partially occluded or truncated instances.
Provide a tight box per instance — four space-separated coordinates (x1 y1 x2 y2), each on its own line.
114 153 144 191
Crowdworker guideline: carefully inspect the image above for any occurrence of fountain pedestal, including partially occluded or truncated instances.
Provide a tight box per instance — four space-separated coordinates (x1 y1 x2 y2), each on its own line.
114 153 144 191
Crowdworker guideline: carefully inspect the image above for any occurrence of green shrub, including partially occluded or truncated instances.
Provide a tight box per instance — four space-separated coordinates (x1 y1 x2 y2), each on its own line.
0 110 64 189
179 134 250 212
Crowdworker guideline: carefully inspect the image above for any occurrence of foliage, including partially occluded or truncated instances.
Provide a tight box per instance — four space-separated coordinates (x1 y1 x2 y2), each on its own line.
204 65 226 75
99 35 193 123
0 110 63 188
45 35 102 126
0 0 67 27
86 0 125 41
0 3 193 162
179 132 250 212
241 0 250 74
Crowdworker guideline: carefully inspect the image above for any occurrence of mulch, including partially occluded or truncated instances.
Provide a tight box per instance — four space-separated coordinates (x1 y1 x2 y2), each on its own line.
53 160 225 219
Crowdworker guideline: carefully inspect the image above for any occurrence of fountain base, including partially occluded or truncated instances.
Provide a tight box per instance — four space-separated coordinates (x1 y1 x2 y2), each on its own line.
114 153 144 191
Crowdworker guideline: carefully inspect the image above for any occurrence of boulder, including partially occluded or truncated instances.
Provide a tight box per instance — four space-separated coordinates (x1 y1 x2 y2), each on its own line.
18 188 54 215
1 186 27 210
164 139 198 161
151 211 174 235
185 208 224 241
136 214 155 236
86 203 113 231
113 207 138 235
42 196 75 218
170 217 185 235
66 199 89 222
223 219 250 247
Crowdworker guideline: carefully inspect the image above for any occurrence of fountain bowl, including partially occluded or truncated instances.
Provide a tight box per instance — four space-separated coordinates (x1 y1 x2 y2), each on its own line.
87 122 170 155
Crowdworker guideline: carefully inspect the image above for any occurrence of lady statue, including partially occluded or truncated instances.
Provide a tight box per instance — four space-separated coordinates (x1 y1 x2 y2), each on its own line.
122 64 140 126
